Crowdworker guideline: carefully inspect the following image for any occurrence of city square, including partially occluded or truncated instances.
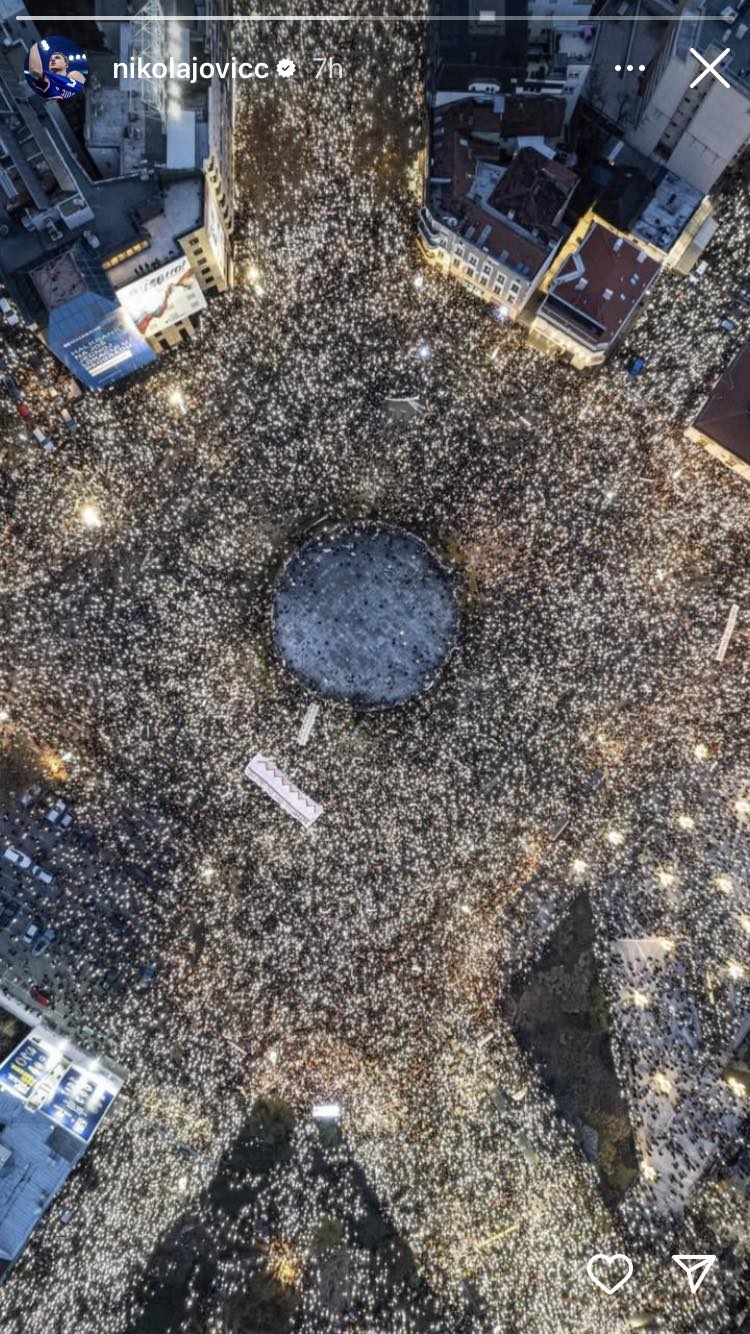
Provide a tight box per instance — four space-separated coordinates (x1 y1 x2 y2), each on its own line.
0 5 749 1332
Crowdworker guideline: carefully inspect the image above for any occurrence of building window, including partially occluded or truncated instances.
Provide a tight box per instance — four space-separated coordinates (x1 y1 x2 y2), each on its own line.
493 276 506 294
467 254 478 268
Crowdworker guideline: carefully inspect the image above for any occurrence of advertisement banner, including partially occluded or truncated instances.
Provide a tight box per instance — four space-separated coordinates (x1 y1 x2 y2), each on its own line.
205 183 227 279
41 1066 115 1143
0 1035 64 1102
117 255 207 338
48 294 156 390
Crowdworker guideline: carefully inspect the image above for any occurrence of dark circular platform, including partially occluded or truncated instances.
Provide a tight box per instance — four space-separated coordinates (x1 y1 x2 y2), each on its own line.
273 523 461 709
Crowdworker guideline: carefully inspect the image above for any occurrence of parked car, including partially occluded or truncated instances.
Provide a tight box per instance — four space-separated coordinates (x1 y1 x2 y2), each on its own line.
22 919 41 946
136 962 158 990
1 373 21 400
20 785 42 809
17 402 32 420
32 425 54 452
29 984 52 1007
0 898 20 930
46 799 72 828
31 926 55 957
627 356 646 380
3 845 31 870
101 966 120 990
0 296 19 327
31 864 56 887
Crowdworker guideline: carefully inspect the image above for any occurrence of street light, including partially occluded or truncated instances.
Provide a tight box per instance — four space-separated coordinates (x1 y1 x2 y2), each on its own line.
79 503 102 529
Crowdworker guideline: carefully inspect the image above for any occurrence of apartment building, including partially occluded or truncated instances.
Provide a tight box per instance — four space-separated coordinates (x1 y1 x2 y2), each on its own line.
419 94 578 314
531 222 661 367
429 0 595 120
588 0 750 194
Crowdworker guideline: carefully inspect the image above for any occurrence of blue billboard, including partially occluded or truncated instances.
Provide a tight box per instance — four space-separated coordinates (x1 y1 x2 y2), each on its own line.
41 1066 114 1142
48 291 155 390
0 1034 63 1101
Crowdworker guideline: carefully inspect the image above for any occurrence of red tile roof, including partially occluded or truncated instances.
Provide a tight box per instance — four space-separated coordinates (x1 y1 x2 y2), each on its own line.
501 94 566 140
429 97 578 281
489 149 577 241
541 223 660 347
457 200 551 278
693 344 750 465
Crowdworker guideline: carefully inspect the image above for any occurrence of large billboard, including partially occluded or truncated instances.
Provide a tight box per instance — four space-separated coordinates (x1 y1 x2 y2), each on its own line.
205 181 227 280
117 255 207 338
41 1066 115 1143
48 292 156 391
0 1029 120 1143
0 1034 66 1102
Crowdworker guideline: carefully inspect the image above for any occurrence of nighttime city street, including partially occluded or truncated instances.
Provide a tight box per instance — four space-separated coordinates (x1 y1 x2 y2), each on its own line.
0 4 749 1333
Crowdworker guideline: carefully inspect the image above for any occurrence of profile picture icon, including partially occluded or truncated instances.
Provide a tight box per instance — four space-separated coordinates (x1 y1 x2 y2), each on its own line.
24 36 88 101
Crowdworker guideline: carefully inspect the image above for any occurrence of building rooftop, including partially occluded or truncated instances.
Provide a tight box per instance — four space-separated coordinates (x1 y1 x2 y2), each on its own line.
499 93 565 140
0 40 165 304
429 97 577 277
29 249 91 310
0 5 205 336
692 344 750 466
0 1088 82 1267
700 0 750 95
84 85 150 178
489 148 577 239
540 222 661 348
594 142 704 255
631 169 704 254
429 0 529 96
104 178 202 289
0 1020 122 1273
459 198 554 277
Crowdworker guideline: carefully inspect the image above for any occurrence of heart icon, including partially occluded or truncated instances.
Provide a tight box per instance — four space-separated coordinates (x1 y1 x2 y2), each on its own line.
586 1253 633 1294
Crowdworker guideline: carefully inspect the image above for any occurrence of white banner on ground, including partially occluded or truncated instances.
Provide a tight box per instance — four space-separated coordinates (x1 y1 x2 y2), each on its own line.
716 603 739 662
297 703 319 747
244 753 323 829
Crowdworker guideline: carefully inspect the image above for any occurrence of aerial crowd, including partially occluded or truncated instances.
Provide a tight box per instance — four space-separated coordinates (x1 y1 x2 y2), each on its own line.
0 12 749 1334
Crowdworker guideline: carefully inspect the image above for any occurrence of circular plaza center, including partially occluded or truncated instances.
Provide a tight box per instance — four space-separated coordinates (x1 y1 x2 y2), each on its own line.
273 523 461 709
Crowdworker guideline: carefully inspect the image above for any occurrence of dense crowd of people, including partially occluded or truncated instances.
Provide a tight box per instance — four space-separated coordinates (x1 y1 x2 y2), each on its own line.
0 11 748 1333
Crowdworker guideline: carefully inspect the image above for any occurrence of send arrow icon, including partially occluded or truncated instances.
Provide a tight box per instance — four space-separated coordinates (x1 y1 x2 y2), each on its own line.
672 1255 717 1293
